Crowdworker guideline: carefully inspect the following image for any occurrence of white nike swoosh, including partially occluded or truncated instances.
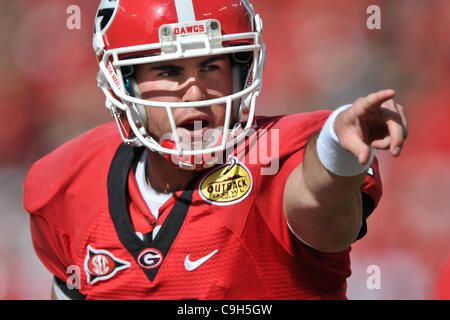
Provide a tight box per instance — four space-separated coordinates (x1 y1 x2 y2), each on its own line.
184 249 218 271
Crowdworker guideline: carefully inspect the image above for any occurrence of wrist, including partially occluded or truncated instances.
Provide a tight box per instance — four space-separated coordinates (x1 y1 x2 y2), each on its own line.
316 105 374 177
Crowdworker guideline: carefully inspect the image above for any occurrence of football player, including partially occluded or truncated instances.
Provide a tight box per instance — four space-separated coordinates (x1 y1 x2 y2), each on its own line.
23 0 408 299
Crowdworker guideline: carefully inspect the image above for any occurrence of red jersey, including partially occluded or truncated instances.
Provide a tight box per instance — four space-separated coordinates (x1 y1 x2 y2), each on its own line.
434 254 450 299
23 112 382 300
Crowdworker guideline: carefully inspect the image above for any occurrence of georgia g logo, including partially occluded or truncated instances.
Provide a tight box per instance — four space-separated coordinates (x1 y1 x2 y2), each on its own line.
84 245 130 285
138 249 164 270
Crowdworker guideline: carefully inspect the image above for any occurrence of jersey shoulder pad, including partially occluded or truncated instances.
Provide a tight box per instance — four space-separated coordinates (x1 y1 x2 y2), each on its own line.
23 122 121 226
255 110 331 133
253 111 332 159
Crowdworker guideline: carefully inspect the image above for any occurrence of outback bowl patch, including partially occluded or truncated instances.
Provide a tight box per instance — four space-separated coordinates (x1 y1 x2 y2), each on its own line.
199 158 253 206
84 245 130 285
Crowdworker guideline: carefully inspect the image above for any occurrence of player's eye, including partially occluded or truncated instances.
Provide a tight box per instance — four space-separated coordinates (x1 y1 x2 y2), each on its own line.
158 68 180 77
201 64 220 73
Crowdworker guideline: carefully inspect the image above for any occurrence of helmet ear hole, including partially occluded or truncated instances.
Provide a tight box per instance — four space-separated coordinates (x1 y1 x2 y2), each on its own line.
231 50 252 91
121 65 134 78
232 51 252 64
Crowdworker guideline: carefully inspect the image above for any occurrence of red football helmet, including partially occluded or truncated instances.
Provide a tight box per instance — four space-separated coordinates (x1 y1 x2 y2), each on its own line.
93 0 265 170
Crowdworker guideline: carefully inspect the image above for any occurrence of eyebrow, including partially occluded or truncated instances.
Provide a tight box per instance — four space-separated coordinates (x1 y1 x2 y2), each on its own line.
200 56 225 66
150 64 182 71
149 56 226 71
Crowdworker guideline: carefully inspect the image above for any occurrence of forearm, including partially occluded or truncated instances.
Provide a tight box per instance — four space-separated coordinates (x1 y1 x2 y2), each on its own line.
284 105 375 252
284 134 366 252
284 90 407 252
301 133 366 216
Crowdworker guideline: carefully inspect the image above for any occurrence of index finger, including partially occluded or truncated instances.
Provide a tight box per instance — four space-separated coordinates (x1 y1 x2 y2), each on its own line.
355 90 396 115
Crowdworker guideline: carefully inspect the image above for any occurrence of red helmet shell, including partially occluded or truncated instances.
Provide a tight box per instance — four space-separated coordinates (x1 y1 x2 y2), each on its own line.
100 0 255 51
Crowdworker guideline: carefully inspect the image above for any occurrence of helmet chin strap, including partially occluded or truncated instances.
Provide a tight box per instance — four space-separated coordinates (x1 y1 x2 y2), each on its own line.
160 139 219 171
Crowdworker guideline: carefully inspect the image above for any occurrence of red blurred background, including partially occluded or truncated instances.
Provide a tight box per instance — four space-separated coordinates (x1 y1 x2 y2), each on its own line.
0 0 449 299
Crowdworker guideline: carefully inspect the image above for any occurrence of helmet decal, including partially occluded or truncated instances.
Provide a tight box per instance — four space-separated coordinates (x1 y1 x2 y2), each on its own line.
95 0 120 34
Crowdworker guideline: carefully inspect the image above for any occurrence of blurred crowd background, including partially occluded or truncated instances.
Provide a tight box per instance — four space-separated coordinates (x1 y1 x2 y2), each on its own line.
0 0 449 299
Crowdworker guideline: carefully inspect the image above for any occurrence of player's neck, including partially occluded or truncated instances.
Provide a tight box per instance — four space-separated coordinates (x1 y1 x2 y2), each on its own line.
145 151 198 193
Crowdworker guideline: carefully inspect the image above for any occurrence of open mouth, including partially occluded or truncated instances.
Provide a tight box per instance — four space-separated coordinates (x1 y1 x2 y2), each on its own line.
179 120 210 131
174 119 224 150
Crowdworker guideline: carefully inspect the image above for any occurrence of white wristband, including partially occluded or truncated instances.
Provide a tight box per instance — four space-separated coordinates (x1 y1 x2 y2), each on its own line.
316 104 374 177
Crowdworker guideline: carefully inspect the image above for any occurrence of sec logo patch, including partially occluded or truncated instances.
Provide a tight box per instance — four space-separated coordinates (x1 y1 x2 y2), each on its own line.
84 245 130 285
199 158 253 206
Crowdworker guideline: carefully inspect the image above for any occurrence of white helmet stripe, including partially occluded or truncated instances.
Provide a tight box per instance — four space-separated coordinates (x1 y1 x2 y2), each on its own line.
242 0 255 17
174 0 196 22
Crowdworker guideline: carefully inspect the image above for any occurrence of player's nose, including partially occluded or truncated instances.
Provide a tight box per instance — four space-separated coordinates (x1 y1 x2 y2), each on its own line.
181 76 207 102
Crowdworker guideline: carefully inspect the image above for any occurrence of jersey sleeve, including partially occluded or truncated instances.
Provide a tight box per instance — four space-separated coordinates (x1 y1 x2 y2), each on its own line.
23 140 81 283
357 156 382 240
253 112 383 257
23 122 121 283
29 213 74 283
